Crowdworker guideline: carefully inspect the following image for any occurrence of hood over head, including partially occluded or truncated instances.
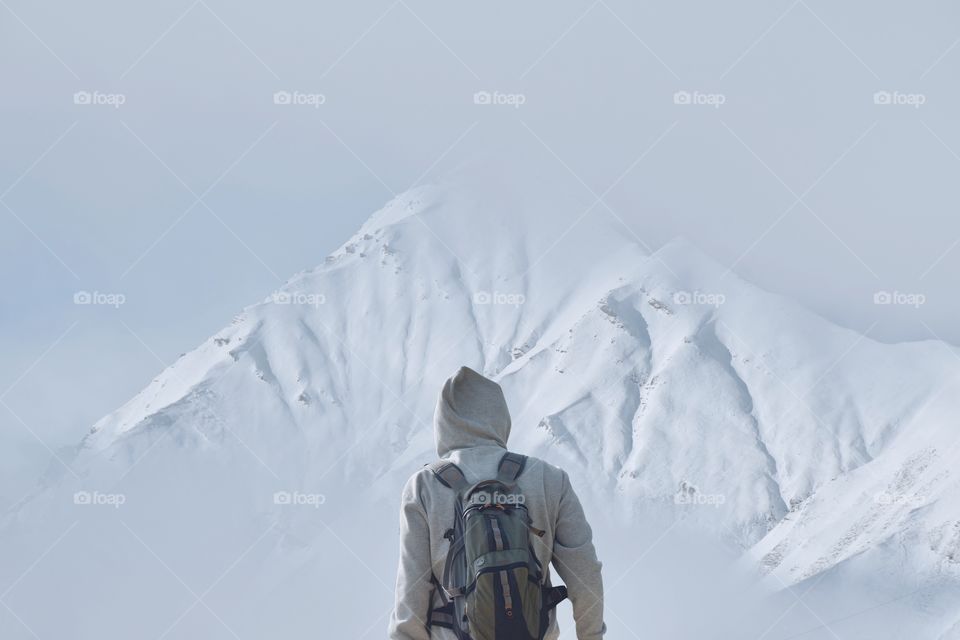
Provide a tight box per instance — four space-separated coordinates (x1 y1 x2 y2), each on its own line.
434 366 512 457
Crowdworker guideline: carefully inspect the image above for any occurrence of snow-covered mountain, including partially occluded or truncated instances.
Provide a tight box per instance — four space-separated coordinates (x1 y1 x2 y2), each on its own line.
3 174 960 639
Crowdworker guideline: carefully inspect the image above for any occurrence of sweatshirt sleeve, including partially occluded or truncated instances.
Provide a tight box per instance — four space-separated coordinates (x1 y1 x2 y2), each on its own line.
551 470 606 640
388 474 434 640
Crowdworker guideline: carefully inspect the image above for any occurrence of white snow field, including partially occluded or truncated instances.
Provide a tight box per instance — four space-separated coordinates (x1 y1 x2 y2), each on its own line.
3 172 960 639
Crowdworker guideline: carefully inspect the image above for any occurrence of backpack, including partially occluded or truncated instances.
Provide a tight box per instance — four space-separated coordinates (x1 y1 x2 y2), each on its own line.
426 452 568 640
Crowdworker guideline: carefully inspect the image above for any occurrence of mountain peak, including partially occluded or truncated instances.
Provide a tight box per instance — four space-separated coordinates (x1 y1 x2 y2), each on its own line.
651 236 732 281
354 184 441 239
6 182 960 640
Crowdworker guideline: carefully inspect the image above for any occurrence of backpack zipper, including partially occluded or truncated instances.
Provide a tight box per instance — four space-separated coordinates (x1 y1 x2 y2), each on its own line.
488 516 514 618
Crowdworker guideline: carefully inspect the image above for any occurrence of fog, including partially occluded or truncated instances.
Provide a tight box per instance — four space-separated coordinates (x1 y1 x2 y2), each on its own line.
2 0 959 512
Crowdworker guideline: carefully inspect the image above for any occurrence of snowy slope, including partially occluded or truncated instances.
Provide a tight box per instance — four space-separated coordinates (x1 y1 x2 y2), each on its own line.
2 175 959 639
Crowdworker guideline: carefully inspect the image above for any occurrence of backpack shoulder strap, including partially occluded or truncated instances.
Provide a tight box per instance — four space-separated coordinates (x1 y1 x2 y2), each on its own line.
496 452 528 484
428 460 469 492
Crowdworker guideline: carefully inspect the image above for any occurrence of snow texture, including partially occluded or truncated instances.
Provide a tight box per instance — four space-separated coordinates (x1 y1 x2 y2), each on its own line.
2 176 960 639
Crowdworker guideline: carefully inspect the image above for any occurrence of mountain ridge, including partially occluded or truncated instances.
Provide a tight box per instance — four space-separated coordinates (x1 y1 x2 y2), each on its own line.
2 181 959 639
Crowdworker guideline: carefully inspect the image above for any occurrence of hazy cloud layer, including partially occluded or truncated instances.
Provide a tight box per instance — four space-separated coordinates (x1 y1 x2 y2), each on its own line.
2 0 959 500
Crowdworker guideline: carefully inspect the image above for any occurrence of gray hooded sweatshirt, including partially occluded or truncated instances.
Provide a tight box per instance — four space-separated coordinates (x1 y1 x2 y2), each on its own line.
389 366 605 639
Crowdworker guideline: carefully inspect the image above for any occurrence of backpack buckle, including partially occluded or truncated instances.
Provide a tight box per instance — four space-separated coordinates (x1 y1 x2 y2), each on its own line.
443 585 464 599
